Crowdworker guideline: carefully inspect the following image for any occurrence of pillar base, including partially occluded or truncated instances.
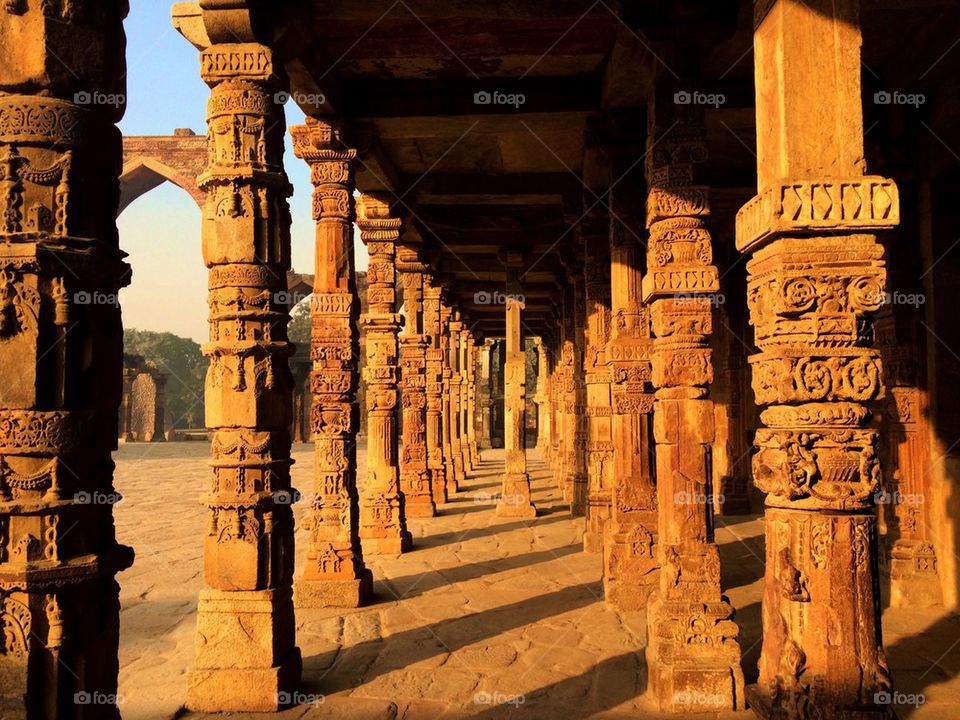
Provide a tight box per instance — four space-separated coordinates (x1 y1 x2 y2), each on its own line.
362 531 413 555
745 684 895 720
498 472 536 518
888 540 943 608
496 501 537 518
646 594 744 712
603 577 657 611
187 654 303 713
404 501 437 518
582 530 603 553
295 569 373 608
188 588 301 712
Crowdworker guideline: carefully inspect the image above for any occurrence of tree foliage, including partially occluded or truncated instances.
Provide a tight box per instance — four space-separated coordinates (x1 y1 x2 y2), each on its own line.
123 329 206 429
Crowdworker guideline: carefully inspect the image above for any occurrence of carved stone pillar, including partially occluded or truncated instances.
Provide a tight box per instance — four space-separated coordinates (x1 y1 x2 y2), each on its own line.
423 279 448 505
642 115 743 712
458 327 474 474
557 294 575 499
479 339 494 450
356 194 412 555
189 40 301 710
499 252 537 518
877 301 942 607
447 312 467 485
440 301 459 494
604 190 657 612
583 209 615 553
397 249 435 517
533 339 551 452
0 5 132 717
465 334 481 466
120 367 137 441
290 118 371 608
739 1 898 715
561 273 588 516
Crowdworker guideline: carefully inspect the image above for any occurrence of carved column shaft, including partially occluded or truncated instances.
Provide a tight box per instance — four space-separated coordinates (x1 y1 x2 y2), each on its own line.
423 279 448 504
440 301 458 494
191 41 300 710
465 334 481 465
398 251 434 517
290 118 371 608
740 1 897 715
357 194 411 555
498 253 536 518
642 113 743 712
0 4 133 717
581 213 614 553
458 327 474 473
447 312 466 486
604 187 657 612
479 339 495 450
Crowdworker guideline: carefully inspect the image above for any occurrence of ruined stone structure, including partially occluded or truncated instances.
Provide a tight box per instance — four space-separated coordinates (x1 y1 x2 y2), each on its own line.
119 354 167 442
2 0 959 717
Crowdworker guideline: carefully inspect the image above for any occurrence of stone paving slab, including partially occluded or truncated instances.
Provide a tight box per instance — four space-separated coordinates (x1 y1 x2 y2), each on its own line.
112 443 959 719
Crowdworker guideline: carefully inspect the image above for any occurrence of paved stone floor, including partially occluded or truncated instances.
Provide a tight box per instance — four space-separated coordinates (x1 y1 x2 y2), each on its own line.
113 443 960 719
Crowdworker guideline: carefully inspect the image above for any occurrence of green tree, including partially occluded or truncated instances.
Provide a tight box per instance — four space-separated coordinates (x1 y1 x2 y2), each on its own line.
123 329 206 429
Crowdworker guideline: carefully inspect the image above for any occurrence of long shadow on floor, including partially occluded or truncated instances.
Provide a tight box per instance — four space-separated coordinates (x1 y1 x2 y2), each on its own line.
883 611 960 718
468 650 647 718
301 583 603 696
415 513 569 550
378 544 583 599
718 528 765 592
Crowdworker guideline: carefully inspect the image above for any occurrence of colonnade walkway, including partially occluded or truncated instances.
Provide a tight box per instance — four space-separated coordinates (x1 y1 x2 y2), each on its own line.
112 443 960 719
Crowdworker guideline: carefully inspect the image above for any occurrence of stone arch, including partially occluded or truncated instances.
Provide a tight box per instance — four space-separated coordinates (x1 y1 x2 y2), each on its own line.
119 128 208 215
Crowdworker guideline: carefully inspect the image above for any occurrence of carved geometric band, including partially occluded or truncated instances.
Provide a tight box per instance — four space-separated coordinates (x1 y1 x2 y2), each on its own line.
736 176 899 253
750 350 883 405
201 44 274 83
641 265 719 301
0 410 84 455
0 97 84 146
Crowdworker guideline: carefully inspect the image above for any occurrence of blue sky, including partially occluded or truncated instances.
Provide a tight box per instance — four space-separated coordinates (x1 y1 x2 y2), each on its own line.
117 2 362 341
